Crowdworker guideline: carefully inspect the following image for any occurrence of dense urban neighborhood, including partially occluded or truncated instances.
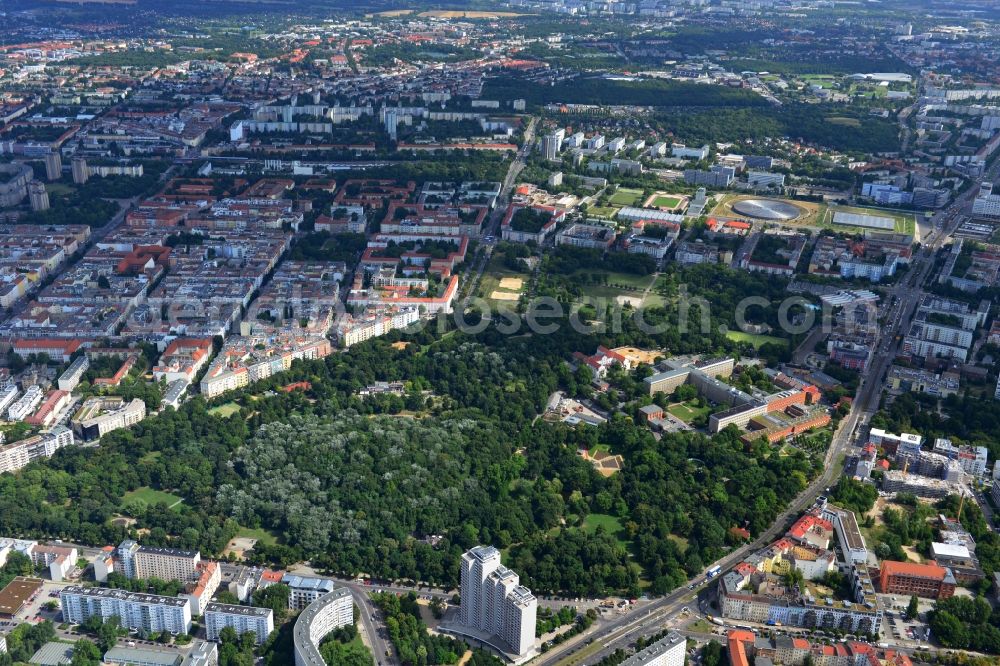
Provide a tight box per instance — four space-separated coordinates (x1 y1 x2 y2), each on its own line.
0 0 999 665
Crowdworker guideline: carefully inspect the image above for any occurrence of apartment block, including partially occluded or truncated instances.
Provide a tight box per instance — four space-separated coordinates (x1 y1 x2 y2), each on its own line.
619 632 685 666
555 223 616 250
283 574 337 611
457 546 537 658
0 426 74 475
182 562 221 617
57 356 89 392
60 586 192 635
292 587 354 666
115 541 201 583
205 603 274 644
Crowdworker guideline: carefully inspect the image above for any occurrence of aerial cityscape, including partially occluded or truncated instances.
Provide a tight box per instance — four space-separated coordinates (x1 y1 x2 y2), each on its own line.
0 0 998 664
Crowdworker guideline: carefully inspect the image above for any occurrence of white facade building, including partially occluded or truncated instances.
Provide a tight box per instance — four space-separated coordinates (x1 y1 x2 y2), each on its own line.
458 546 537 658
205 603 274 644
292 588 354 666
972 182 1000 219
60 586 192 635
8 385 43 421
283 574 337 611
619 632 686 666
0 426 74 475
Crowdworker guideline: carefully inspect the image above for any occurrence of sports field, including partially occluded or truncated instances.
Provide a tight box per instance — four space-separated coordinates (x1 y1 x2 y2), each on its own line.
823 204 916 235
608 187 645 207
652 195 682 208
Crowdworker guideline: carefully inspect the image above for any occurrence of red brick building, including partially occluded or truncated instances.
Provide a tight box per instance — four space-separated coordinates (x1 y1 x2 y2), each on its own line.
879 561 956 599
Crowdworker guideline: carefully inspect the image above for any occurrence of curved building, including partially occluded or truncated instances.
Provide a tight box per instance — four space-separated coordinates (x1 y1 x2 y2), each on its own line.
732 198 801 221
293 587 354 666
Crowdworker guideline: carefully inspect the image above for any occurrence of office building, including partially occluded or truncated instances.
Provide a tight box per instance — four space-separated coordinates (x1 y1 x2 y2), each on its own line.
205 603 274 644
671 144 709 160
747 171 785 189
458 546 537 658
684 165 734 188
912 187 949 209
972 182 1000 219
878 561 956 599
60 586 192 635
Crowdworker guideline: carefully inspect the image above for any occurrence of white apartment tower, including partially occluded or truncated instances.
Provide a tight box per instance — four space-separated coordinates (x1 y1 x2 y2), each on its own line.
459 546 537 657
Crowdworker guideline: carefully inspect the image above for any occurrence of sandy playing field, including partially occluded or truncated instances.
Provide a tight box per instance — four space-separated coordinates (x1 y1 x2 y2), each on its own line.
498 277 524 290
490 291 520 301
611 346 662 365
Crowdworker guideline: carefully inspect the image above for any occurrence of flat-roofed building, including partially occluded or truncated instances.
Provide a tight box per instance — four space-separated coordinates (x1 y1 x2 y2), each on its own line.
57 356 89 392
103 642 218 666
821 504 869 564
930 542 983 584
135 545 201 583
205 602 274 644
0 426 75 475
619 631 685 666
456 546 538 658
293 587 354 666
0 577 43 618
60 586 192 635
283 574 336 611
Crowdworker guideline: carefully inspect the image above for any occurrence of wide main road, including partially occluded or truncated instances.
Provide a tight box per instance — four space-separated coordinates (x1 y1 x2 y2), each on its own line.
460 116 538 304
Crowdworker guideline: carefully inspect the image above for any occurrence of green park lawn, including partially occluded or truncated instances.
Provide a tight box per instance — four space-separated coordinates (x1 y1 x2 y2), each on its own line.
668 400 712 423
121 486 184 511
235 526 280 547
581 513 630 549
725 331 789 348
208 402 241 418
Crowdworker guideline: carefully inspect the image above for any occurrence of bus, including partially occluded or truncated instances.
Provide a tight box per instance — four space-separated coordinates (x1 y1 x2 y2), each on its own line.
706 565 722 579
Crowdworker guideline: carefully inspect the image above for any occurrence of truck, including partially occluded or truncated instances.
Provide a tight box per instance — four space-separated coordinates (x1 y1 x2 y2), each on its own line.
706 565 722 579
